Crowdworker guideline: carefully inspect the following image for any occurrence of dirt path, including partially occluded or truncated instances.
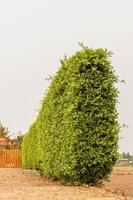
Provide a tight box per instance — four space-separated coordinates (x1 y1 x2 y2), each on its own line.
0 168 128 200
105 167 133 199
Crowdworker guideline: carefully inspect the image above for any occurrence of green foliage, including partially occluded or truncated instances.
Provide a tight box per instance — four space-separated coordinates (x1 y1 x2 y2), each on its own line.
0 122 9 138
22 46 119 184
122 152 133 162
22 120 42 169
12 132 24 148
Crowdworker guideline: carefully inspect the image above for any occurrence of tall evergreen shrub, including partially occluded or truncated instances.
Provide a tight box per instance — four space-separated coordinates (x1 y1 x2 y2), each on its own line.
22 46 119 184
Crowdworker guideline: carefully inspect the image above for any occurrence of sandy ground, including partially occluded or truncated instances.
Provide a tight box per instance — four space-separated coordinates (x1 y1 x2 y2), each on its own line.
105 167 133 199
0 168 131 200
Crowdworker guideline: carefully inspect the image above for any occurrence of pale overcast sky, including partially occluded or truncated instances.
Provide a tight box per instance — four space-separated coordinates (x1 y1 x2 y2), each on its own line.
0 0 132 153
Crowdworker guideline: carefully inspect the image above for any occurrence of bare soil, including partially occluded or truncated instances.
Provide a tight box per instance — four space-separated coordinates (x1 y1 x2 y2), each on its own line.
105 167 133 199
0 167 132 200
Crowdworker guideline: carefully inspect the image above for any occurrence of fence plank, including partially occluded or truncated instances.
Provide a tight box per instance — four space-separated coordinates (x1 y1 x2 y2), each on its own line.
0 149 21 168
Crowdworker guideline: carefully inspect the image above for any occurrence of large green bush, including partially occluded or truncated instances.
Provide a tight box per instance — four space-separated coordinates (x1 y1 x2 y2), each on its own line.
22 46 119 184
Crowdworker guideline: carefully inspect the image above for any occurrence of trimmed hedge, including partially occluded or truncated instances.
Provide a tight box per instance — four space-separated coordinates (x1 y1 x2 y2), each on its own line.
22 46 119 184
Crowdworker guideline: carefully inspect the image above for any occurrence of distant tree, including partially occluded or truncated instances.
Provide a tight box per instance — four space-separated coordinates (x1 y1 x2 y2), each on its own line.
0 122 9 138
128 154 133 161
122 152 125 158
12 132 23 148
118 153 123 159
122 152 133 161
127 152 130 159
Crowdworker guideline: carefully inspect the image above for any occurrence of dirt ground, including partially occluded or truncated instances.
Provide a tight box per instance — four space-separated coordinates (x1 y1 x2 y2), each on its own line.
105 167 133 199
0 167 132 200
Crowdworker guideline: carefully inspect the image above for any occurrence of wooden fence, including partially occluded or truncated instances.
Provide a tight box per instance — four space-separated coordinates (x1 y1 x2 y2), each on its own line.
0 149 21 168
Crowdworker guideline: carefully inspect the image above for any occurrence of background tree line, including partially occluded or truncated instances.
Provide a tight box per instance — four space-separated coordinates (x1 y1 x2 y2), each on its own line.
0 122 23 148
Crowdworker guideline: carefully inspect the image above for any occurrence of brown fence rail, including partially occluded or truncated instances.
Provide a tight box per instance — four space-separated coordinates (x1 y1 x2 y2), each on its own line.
0 149 21 168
